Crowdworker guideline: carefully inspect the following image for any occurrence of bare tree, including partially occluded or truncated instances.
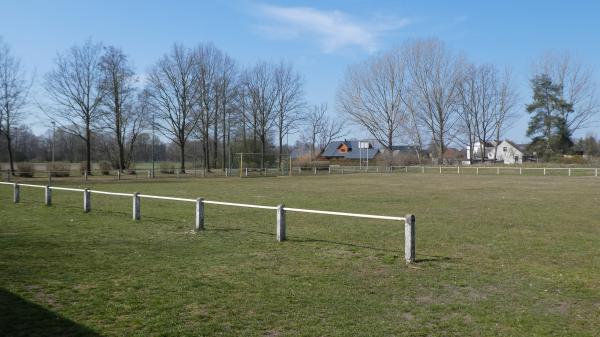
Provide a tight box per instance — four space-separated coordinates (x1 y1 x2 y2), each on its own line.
44 39 105 174
534 51 598 134
213 53 238 170
492 68 519 161
241 62 278 168
303 103 345 160
406 39 461 164
458 63 499 163
274 61 304 170
0 38 30 176
337 50 408 153
145 44 200 172
99 46 139 171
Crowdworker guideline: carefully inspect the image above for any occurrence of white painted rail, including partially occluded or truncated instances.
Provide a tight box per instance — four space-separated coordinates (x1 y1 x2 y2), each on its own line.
283 207 405 221
0 182 416 263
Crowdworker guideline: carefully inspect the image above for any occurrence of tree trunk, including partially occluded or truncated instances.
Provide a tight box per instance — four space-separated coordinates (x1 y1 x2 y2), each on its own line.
180 143 186 173
6 132 15 176
86 125 91 175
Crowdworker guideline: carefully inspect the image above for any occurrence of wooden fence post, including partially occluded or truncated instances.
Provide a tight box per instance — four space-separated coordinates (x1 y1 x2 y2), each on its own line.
404 214 415 263
84 189 91 213
277 204 286 242
45 185 52 206
195 197 204 231
13 183 20 203
133 192 140 220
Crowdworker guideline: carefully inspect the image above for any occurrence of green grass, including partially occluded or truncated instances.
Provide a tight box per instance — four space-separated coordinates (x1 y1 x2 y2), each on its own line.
1 174 599 336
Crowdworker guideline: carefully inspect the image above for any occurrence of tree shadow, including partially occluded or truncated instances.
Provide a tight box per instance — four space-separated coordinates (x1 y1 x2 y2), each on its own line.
0 288 102 336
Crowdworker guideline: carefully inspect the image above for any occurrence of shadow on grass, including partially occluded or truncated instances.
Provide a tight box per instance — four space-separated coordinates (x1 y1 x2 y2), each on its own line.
0 288 101 337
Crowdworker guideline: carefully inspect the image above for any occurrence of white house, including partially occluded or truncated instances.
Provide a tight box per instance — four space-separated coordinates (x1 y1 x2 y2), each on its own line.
465 140 525 164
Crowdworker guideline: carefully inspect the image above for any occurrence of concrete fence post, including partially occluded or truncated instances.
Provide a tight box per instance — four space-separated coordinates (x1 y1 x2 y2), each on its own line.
568 168 571 177
298 167 301 175
117 170 121 180
147 170 151 179
314 167 317 175
439 166 442 174
519 167 522 175
277 204 286 242
404 214 415 263
84 171 88 182
422 166 425 174
328 167 331 174
84 189 91 213
133 192 141 220
497 167 500 175
45 185 52 206
13 183 20 203
457 166 460 175
596 168 598 177
195 197 204 231
476 167 479 176
543 168 546 176
245 168 249 177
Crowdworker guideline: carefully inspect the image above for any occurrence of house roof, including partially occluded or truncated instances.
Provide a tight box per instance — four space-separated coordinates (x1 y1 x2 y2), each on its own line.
320 140 379 160
504 140 527 152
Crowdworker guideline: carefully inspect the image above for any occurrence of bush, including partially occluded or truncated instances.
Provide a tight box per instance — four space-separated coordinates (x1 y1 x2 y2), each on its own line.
17 162 34 178
47 162 71 177
160 162 175 174
558 155 588 165
99 161 112 175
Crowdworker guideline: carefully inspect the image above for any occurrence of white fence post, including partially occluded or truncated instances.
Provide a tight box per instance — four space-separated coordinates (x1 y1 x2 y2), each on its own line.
457 166 460 175
519 167 522 176
568 168 571 177
596 168 598 177
439 166 442 174
422 166 425 174
543 168 546 176
497 167 500 175
117 170 121 180
13 183 20 203
404 214 415 263
476 167 479 176
196 197 204 231
245 168 249 177
84 189 91 213
133 192 141 220
277 204 286 241
45 185 52 206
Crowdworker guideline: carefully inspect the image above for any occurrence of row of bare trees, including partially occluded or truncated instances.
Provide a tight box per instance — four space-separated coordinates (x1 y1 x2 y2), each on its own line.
145 44 310 172
338 38 599 164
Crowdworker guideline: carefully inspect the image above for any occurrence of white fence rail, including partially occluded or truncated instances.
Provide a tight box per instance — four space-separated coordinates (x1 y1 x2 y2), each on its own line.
0 181 416 263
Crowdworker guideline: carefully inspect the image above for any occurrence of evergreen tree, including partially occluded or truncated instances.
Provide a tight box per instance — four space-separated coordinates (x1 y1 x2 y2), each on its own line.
526 74 574 159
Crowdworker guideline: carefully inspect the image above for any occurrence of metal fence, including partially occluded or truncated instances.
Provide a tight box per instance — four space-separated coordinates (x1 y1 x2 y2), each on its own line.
0 181 416 263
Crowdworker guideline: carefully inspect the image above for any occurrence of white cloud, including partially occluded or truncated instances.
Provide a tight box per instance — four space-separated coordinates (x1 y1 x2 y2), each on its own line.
253 4 412 53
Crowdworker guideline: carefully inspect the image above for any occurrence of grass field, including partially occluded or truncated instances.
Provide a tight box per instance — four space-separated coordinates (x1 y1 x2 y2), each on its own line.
1 174 599 336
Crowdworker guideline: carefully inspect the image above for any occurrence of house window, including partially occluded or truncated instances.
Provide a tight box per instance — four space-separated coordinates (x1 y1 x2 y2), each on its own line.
514 156 519 162
503 147 507 152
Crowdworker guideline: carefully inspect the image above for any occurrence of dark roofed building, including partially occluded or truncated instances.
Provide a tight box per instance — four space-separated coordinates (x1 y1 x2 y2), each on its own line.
319 140 379 162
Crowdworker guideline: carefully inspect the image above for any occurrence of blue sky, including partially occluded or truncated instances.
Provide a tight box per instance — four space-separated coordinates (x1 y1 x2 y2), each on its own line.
1 0 599 142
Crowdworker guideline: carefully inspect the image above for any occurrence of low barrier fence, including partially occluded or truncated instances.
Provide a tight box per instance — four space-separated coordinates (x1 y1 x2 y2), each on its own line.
0 182 416 263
